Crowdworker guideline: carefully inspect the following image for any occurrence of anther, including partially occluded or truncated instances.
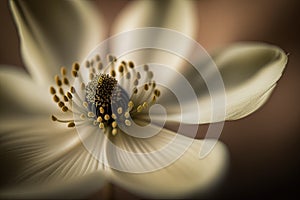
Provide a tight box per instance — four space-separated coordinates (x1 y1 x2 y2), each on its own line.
68 122 75 128
152 95 157 102
104 114 110 121
98 107 104 114
125 119 132 126
97 116 103 122
99 122 104 129
128 101 134 110
80 114 86 120
93 120 98 126
62 106 68 112
63 77 69 85
117 107 123 114
144 84 149 91
55 75 62 86
152 81 156 88
118 65 124 73
50 87 56 95
112 121 117 128
124 112 130 118
59 87 64 95
67 92 73 99
63 95 69 102
111 70 116 77
70 86 76 94
154 89 161 97
51 115 57 121
128 61 134 68
72 70 78 77
144 64 149 71
88 112 95 118
61 67 67 76
121 61 126 66
137 105 143 112
58 101 65 107
53 95 60 103
83 102 88 108
143 102 148 108
112 128 118 136
72 62 80 71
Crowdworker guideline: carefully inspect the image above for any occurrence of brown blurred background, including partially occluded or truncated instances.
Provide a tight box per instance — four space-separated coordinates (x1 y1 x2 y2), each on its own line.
0 0 299 199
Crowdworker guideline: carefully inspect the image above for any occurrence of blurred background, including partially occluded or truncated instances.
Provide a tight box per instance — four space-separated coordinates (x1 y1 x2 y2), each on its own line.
0 0 299 199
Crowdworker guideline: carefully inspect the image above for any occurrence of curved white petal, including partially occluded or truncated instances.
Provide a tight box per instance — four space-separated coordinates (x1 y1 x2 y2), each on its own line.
0 66 55 117
104 124 228 198
0 172 104 199
112 0 197 37
10 0 106 85
110 1 198 73
213 43 287 120
148 43 287 123
0 117 106 198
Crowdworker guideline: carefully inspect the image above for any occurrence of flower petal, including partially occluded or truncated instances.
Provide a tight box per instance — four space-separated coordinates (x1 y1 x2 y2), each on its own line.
0 117 106 198
10 0 106 85
147 43 287 123
112 0 197 37
109 0 198 72
0 172 105 199
212 43 287 120
104 124 228 198
0 66 55 117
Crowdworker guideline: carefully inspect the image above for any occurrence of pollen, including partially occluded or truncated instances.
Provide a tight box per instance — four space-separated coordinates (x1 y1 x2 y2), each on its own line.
49 54 161 137
85 74 117 107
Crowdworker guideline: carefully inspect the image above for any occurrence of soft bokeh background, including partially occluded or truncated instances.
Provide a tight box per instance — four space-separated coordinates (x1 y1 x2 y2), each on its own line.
0 0 299 199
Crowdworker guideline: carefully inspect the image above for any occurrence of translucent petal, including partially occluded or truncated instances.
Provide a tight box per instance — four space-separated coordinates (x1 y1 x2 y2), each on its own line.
0 117 106 198
148 43 287 123
213 43 287 120
110 0 198 73
0 66 55 117
112 0 197 37
104 123 228 198
10 0 106 85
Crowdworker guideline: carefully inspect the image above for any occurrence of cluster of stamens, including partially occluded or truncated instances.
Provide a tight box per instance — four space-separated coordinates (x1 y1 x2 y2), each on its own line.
50 54 161 136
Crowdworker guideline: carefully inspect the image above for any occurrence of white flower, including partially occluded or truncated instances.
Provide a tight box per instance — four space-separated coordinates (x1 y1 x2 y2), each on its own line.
0 0 287 199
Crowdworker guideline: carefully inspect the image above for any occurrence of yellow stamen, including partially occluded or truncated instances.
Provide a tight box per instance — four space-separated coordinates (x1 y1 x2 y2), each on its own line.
61 67 67 76
50 86 56 94
112 128 118 136
125 119 131 126
68 122 75 127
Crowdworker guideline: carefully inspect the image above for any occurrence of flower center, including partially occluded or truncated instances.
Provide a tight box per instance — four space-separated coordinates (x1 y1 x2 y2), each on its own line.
85 73 117 121
86 74 117 109
85 73 130 131
49 54 161 136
